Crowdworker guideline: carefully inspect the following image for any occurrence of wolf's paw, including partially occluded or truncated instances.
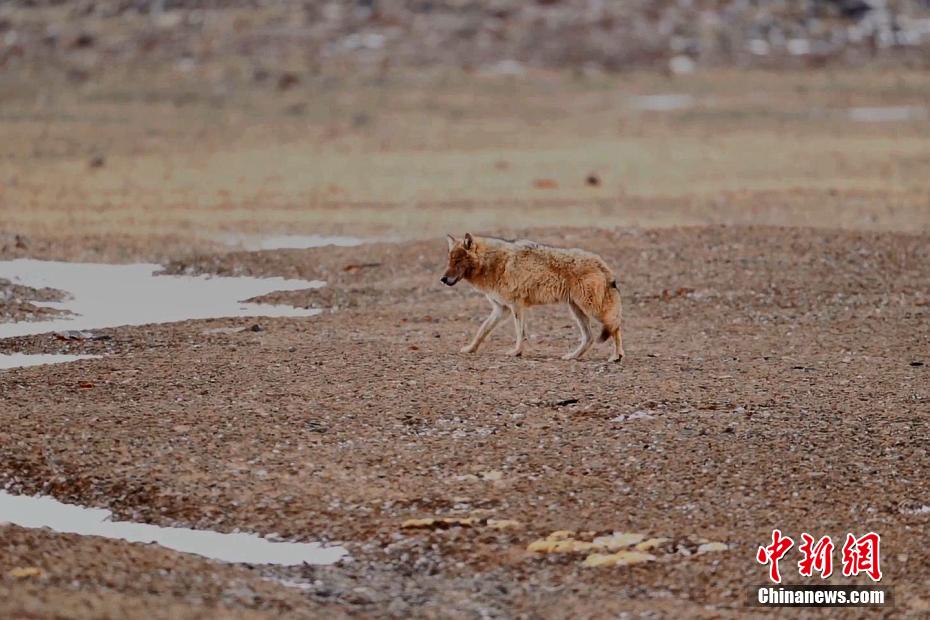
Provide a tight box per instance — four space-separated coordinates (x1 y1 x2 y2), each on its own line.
506 348 523 357
608 354 624 363
460 345 477 354
561 352 580 361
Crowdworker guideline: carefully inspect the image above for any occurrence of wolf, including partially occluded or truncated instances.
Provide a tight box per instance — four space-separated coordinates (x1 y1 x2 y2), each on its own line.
440 233 624 362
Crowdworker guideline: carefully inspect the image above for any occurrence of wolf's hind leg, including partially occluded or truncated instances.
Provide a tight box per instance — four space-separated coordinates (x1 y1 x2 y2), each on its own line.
598 322 624 362
562 301 593 360
609 325 625 362
507 305 527 356
595 287 624 363
461 298 506 353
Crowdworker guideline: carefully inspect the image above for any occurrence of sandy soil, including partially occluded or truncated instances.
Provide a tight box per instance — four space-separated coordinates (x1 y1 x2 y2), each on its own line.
1 226 927 618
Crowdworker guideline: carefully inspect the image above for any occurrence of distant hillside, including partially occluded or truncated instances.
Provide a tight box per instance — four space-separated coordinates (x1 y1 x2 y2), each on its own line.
3 0 930 75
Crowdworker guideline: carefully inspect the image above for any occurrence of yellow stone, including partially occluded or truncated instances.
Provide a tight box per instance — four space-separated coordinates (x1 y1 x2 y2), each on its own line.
487 519 521 530
591 532 646 550
8 567 43 579
583 551 656 568
697 542 729 553
527 538 599 553
530 530 662 556
634 537 671 551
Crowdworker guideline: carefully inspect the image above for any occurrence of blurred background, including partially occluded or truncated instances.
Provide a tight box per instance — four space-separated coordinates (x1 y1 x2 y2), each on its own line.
2 0 929 260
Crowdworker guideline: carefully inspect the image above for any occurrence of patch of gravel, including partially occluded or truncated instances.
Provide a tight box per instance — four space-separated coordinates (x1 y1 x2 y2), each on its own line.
0 278 72 323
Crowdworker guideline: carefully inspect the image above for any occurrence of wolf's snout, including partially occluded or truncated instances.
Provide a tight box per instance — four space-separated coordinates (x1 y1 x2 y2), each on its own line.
440 276 453 286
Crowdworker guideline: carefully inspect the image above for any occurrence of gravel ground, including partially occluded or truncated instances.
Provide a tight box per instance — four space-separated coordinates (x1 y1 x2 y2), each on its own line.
1 226 928 618
0 278 72 323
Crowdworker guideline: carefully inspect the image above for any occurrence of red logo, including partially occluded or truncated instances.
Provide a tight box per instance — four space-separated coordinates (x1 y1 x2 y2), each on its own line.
756 529 794 584
758 531 882 583
798 533 834 578
842 532 882 582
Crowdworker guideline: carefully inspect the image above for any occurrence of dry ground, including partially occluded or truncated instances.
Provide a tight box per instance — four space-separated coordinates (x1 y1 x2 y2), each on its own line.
2 67 930 260
1 67 929 618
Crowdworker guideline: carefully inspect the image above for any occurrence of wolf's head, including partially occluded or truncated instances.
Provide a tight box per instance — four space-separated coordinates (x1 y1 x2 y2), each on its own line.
440 233 476 286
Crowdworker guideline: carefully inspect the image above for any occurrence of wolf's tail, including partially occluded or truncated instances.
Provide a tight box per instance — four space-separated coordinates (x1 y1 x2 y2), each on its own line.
597 279 622 342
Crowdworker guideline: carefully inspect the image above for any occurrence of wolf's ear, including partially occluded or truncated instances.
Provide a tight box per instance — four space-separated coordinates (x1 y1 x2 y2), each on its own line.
446 234 457 251
463 233 474 250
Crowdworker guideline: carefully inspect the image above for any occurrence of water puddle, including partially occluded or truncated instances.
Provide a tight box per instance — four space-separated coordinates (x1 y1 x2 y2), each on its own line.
630 94 695 111
0 260 323 338
219 234 366 251
0 353 100 370
0 491 346 566
848 106 927 123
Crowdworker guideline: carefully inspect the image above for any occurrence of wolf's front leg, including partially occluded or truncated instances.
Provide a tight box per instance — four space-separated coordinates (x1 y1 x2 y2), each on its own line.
507 306 527 356
461 299 506 353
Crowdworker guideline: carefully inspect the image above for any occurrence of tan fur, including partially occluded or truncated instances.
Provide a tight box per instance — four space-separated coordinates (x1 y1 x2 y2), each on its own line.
441 234 624 362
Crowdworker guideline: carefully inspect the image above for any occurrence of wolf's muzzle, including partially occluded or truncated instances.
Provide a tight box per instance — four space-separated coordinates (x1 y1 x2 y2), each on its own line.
440 276 458 286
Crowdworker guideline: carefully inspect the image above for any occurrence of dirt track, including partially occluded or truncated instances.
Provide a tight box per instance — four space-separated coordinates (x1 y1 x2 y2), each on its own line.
1 226 928 618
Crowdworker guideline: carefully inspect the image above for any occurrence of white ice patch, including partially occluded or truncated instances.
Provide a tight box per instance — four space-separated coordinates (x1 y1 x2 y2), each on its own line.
848 106 927 123
630 94 694 111
0 353 100 370
0 491 347 566
0 260 323 338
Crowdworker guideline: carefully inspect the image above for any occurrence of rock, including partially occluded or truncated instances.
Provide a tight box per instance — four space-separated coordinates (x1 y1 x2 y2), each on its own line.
591 532 646 550
8 566 43 578
634 537 671 551
528 531 646 554
583 551 656 568
697 542 729 554
486 519 521 530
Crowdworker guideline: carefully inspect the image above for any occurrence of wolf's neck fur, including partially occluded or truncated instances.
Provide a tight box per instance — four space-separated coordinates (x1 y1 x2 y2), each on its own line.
465 242 506 292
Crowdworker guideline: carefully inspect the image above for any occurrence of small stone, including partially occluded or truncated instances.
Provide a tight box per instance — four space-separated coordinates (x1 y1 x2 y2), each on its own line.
486 519 521 530
8 567 43 578
583 551 655 567
697 542 729 554
591 532 646 550
635 537 671 551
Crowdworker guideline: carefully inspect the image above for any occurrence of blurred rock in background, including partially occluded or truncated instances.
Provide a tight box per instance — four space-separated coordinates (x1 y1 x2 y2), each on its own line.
2 1 930 78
